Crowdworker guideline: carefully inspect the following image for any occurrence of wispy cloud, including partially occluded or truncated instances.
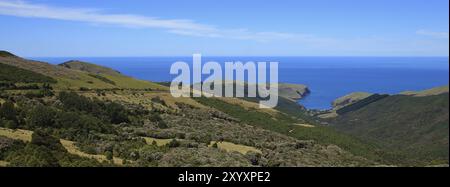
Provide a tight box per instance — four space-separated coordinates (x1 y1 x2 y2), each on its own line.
416 30 449 39
0 0 306 42
1 0 447 56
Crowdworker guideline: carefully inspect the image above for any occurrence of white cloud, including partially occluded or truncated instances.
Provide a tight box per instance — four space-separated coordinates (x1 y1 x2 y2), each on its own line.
416 30 449 39
0 0 306 42
1 0 448 56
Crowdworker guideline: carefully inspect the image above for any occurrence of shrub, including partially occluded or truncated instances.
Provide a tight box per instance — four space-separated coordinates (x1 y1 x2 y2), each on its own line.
105 102 129 124
151 97 167 106
24 91 44 98
6 144 60 167
58 92 95 112
79 87 90 91
28 105 56 128
58 92 129 124
105 151 113 160
157 121 168 129
168 139 180 148
4 120 18 129
245 152 262 166
0 101 16 121
31 129 65 152
149 113 162 122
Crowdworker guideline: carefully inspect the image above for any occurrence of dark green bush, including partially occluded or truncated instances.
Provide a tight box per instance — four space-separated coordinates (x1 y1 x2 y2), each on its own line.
28 105 56 128
0 101 16 121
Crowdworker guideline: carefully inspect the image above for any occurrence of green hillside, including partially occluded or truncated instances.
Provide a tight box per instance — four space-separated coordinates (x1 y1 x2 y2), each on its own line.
195 97 384 162
1 51 447 167
0 53 167 91
331 93 449 166
0 63 56 84
58 60 168 90
0 51 376 167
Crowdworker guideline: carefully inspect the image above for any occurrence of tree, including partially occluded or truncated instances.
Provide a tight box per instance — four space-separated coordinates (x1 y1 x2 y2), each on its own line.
28 105 56 127
31 129 65 152
168 139 180 148
245 152 262 166
4 120 18 129
0 101 16 121
6 144 60 167
58 91 96 113
42 83 53 90
149 113 162 122
105 151 113 160
106 102 129 124
157 120 168 129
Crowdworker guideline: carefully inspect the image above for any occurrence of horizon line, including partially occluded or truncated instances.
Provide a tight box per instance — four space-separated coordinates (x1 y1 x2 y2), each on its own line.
27 55 450 58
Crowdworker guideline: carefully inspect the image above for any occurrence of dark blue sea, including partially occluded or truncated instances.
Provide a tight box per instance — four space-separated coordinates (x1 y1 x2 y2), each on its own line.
33 56 449 110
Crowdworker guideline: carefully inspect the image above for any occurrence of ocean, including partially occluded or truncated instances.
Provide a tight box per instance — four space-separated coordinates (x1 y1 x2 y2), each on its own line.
33 56 449 110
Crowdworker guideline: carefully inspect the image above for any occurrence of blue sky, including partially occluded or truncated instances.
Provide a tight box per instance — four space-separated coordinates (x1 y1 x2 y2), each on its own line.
0 0 448 57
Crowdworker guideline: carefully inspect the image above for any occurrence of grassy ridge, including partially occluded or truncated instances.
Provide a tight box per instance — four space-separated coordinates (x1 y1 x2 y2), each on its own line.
0 63 56 84
0 53 167 90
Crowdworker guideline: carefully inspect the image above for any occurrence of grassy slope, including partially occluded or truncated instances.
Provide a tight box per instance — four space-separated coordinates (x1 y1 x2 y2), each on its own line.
59 60 168 90
0 63 56 83
332 92 373 109
0 56 117 89
0 54 167 91
401 85 449 97
331 93 449 165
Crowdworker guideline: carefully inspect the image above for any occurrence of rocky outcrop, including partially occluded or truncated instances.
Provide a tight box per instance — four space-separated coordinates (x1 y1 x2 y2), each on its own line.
278 83 310 100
